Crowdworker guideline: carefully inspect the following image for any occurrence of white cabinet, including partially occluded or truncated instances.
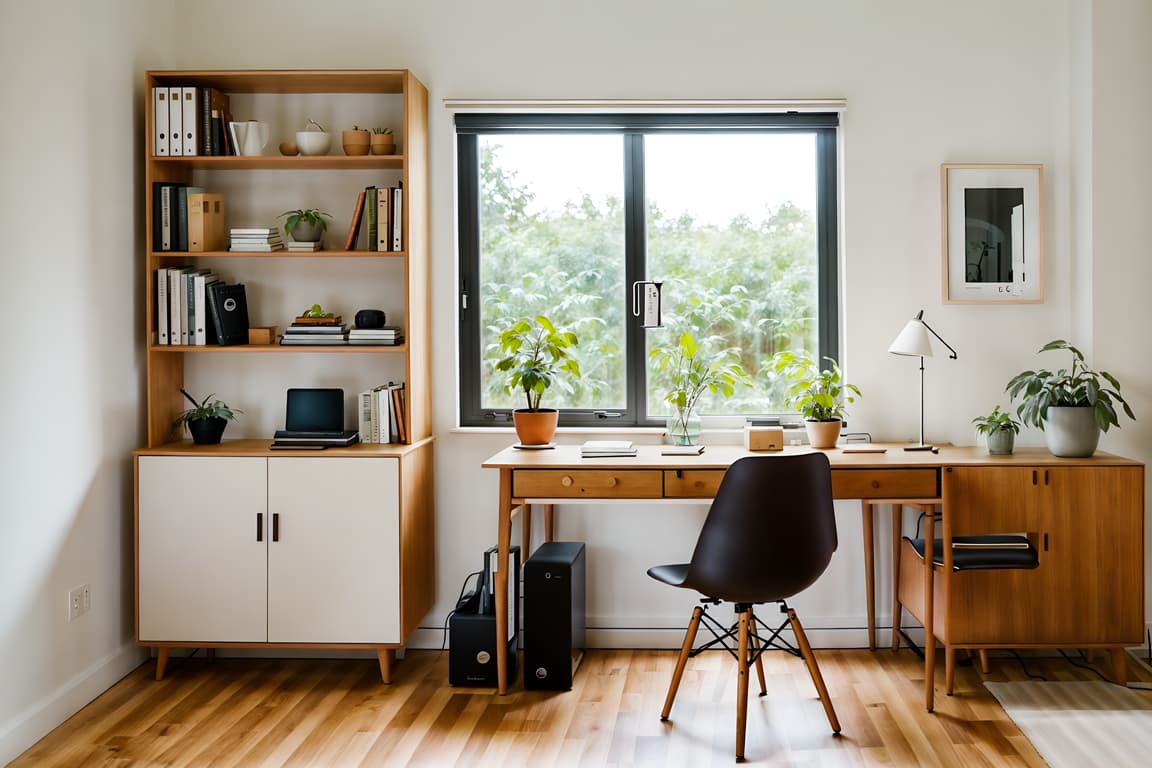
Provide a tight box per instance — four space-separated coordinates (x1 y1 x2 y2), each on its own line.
138 455 400 645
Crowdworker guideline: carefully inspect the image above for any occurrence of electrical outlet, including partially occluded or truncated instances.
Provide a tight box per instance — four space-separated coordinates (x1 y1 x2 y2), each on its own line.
68 583 90 622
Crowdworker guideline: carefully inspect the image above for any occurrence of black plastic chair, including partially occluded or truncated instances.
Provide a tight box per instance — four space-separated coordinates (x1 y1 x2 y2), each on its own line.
647 453 841 761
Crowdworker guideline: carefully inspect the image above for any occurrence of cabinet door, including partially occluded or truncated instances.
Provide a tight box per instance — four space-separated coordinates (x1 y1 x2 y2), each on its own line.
266 457 400 643
138 456 268 642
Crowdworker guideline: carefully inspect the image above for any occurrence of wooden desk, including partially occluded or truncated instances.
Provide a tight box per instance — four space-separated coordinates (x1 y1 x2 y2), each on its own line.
482 444 1145 709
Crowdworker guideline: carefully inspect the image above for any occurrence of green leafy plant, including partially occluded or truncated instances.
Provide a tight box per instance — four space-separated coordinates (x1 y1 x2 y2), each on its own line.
650 332 749 438
494 315 581 411
1006 339 1134 431
971 405 1021 436
372 127 392 135
278 208 331 236
172 389 241 431
772 351 860 422
301 303 335 319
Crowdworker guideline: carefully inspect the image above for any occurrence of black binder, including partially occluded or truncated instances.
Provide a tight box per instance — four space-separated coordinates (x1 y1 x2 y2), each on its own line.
207 283 249 345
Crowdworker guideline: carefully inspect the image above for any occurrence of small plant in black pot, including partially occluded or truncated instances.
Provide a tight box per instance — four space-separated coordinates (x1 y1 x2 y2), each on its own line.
173 389 242 444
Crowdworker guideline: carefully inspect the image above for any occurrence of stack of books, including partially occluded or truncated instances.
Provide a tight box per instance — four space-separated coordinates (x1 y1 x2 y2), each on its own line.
230 227 284 252
287 240 322 252
580 440 637 458
279 317 348 345
358 382 407 443
348 326 404 346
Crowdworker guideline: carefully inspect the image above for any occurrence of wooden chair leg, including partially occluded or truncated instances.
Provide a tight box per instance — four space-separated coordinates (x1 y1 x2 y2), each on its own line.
891 503 903 651
979 649 990 674
661 606 703 720
945 645 955 695
786 608 841 734
736 609 751 761
747 606 767 696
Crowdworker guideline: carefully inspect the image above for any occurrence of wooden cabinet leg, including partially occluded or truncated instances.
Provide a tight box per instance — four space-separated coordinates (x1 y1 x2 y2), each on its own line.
155 647 169 681
978 649 990 674
377 647 395 684
1109 648 1128 686
945 646 955 695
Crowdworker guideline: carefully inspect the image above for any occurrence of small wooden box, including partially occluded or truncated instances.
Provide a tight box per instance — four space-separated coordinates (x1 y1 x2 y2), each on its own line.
248 326 277 345
744 425 784 451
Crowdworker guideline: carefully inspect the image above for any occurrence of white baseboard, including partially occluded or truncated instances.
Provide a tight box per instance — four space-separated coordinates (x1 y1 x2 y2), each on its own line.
0 642 148 766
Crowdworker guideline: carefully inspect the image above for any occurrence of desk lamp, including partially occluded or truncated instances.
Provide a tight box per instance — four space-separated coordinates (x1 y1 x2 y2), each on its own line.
888 310 957 451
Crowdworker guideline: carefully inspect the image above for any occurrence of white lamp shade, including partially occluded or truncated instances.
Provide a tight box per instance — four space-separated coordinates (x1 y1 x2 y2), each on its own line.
888 319 934 357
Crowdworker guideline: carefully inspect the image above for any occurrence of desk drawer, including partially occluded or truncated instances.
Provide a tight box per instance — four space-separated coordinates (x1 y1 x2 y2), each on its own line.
664 470 725 498
513 469 663 499
832 469 938 499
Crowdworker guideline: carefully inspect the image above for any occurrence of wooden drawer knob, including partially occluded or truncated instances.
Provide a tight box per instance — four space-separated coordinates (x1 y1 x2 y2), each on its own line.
561 475 573 487
607 476 618 487
871 480 880 489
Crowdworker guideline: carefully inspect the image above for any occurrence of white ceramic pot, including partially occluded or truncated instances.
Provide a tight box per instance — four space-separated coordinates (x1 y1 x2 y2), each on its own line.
295 130 331 156
1043 406 1100 457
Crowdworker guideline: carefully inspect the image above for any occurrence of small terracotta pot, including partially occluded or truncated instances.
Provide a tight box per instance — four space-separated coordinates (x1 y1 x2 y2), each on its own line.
370 134 396 155
342 129 371 156
804 419 842 449
512 409 559 445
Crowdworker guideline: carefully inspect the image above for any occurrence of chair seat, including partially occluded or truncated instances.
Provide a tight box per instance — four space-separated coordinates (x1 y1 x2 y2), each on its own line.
905 535 1039 571
647 563 689 587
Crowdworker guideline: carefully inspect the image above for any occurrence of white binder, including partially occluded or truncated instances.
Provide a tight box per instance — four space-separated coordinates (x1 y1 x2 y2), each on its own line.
181 86 197 156
168 86 183 157
152 87 169 156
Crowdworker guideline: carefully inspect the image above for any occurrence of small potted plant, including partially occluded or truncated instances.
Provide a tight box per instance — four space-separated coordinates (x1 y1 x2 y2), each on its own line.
278 208 331 243
1006 339 1134 457
342 124 371 156
370 127 395 155
971 405 1021 455
494 315 581 445
772 351 861 449
650 332 748 445
173 389 242 445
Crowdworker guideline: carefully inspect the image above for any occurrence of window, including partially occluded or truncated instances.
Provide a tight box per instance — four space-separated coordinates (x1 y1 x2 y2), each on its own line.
457 113 839 428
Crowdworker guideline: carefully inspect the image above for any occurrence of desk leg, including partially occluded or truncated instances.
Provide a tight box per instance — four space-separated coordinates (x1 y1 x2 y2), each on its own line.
892 503 903 651
522 502 532 559
544 503 554 542
496 468 514 695
862 502 876 650
923 508 936 712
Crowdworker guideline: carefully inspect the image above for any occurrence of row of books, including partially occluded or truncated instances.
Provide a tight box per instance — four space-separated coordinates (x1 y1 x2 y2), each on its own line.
151 85 234 157
279 323 404 346
151 183 226 252
358 382 407 444
344 184 403 251
155 268 249 346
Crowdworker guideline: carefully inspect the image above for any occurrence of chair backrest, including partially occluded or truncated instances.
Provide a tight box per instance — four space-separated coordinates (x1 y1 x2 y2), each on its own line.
683 452 838 604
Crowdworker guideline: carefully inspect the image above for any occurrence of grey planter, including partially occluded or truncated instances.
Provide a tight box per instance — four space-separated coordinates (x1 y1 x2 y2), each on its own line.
986 429 1016 455
290 220 324 243
1043 406 1101 457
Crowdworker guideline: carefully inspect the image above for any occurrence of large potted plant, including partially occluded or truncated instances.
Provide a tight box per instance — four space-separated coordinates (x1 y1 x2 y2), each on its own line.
772 352 861 449
172 389 242 445
971 405 1021 455
1006 339 1134 457
650 332 748 445
495 315 580 445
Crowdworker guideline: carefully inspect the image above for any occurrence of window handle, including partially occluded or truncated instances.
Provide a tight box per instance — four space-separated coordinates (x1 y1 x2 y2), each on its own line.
594 411 622 419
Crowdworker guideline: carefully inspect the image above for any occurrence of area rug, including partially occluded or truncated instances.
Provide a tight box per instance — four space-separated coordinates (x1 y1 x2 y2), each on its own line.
985 681 1152 767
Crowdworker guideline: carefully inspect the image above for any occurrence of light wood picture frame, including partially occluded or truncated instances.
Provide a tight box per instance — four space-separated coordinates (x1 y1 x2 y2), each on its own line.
941 163 1043 304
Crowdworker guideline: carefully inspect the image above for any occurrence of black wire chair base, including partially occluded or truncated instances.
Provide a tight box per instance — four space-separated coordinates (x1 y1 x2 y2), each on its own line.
688 598 801 668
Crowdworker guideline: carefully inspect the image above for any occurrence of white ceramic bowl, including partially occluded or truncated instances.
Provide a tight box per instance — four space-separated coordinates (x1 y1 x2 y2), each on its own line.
295 131 331 156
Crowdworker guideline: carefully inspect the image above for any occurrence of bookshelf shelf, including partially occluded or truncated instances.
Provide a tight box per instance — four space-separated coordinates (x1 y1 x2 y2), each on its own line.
148 344 408 353
152 250 408 259
153 155 404 171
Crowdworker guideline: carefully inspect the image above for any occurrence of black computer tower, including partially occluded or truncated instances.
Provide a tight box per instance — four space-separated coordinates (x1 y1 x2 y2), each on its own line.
523 541 586 690
449 545 520 687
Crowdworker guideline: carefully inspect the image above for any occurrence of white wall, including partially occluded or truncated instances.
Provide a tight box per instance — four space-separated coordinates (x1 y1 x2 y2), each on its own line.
0 1 178 762
3 0 1149 759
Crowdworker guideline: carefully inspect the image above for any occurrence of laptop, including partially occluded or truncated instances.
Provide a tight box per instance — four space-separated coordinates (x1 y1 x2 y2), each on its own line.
272 388 359 446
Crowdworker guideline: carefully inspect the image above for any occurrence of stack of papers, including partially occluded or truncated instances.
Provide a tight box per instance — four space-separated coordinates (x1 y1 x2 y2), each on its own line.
580 440 637 458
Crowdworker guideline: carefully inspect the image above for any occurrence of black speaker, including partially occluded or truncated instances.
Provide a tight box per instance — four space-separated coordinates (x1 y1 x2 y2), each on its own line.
354 308 386 329
523 541 585 690
449 545 520 687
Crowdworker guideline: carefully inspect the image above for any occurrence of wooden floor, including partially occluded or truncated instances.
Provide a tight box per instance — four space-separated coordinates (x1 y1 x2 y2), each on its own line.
13 647 1152 767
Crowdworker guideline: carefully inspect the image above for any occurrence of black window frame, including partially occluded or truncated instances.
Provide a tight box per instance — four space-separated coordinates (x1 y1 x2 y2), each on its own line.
457 112 840 428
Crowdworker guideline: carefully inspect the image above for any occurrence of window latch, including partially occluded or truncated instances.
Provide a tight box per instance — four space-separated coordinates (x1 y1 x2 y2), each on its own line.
594 411 623 419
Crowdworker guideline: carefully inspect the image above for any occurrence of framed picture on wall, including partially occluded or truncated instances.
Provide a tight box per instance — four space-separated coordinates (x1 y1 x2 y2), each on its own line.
941 163 1043 303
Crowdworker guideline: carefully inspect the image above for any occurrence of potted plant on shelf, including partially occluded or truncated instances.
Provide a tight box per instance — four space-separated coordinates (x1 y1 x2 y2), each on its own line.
772 351 861 449
278 208 331 243
172 389 242 445
370 127 395 155
494 315 581 445
1006 339 1134 457
971 405 1021 455
342 125 371 156
650 332 749 446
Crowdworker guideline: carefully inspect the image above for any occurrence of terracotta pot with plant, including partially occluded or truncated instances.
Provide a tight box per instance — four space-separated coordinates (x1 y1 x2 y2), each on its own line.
370 127 395 155
773 351 861 449
1006 339 1134 457
495 315 581 445
342 125 371 155
971 405 1021 455
173 389 242 445
650 332 749 446
278 208 331 243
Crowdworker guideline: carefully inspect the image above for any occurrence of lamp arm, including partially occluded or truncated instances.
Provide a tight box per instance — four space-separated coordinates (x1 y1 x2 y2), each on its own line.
920 318 958 359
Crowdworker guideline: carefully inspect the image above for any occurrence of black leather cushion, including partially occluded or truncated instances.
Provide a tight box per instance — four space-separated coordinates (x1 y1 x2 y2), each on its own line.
906 535 1039 571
